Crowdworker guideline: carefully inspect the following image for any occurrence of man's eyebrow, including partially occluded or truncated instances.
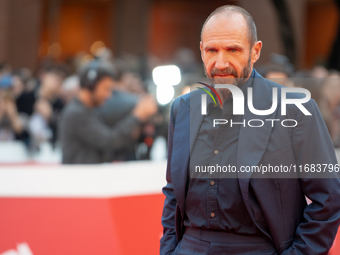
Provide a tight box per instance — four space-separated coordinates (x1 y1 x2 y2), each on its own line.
204 45 217 51
225 45 243 50
203 45 244 51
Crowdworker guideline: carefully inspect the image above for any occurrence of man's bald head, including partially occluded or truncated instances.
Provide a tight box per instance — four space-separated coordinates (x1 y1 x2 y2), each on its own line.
201 5 257 46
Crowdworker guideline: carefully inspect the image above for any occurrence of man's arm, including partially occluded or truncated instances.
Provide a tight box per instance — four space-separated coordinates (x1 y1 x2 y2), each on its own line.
68 109 141 151
282 99 340 255
65 95 157 151
160 98 180 255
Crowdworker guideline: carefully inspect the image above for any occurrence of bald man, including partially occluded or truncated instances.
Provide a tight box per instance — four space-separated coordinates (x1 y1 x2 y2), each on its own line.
160 5 340 255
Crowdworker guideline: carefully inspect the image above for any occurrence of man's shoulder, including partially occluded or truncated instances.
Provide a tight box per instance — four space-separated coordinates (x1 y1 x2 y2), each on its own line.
170 90 202 121
61 99 90 121
172 89 203 106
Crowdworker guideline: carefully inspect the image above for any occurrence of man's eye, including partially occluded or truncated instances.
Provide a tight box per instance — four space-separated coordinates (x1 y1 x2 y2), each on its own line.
229 48 237 52
208 49 217 53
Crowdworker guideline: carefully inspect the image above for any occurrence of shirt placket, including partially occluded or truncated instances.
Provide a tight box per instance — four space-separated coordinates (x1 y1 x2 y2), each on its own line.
206 99 233 228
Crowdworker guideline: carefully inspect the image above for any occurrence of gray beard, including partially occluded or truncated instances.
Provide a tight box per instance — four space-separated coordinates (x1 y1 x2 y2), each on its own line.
202 55 252 103
203 55 252 88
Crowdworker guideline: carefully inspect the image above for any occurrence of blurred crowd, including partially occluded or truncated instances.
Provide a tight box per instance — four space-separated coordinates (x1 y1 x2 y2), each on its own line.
1 48 340 163
0 48 170 163
256 54 340 147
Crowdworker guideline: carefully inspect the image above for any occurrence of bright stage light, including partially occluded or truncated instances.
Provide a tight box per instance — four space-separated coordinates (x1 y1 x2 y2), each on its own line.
152 65 181 86
156 85 175 105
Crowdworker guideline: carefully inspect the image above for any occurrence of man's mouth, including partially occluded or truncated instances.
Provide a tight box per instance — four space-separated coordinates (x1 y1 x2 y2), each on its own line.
213 74 235 78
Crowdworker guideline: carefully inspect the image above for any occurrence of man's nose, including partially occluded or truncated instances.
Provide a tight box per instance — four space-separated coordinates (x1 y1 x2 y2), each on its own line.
215 52 230 70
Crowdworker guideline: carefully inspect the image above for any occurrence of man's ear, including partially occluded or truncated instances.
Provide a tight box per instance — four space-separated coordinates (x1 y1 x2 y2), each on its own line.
200 41 204 61
251 41 262 64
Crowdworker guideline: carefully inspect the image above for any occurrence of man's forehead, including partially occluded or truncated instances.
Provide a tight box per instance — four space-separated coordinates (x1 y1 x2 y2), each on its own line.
202 12 248 40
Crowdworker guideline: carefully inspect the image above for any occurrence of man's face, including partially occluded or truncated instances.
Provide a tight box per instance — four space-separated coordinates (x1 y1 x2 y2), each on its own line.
92 77 113 106
41 72 63 96
200 13 262 87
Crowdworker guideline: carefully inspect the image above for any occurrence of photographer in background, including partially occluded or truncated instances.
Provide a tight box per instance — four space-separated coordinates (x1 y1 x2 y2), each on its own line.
59 64 157 164
95 73 140 161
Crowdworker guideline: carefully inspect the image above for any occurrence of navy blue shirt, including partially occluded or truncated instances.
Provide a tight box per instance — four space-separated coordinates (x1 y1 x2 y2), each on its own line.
185 70 268 237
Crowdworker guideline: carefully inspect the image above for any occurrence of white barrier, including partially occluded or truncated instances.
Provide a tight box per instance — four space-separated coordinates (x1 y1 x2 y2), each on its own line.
0 160 167 197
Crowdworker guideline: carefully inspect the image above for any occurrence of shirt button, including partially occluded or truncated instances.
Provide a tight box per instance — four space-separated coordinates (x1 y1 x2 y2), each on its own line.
210 212 215 218
214 150 219 154
210 181 215 186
